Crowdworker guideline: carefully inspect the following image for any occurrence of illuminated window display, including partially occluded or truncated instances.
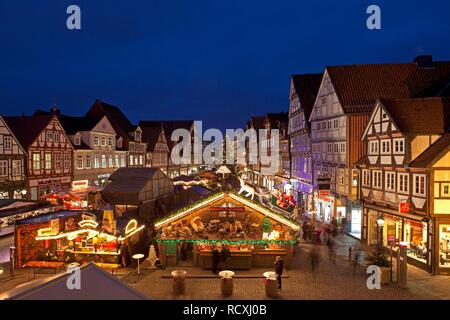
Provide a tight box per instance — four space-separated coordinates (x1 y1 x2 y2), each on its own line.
439 225 450 268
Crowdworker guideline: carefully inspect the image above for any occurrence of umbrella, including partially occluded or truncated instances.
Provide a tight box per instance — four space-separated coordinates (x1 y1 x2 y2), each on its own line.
215 166 231 179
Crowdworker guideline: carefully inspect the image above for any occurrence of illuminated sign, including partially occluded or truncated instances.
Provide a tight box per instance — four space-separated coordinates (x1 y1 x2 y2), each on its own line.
399 202 410 214
71 180 88 189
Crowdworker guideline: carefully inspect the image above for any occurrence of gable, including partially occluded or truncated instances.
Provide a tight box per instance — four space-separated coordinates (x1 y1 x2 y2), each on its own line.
362 101 401 140
92 116 116 135
0 117 26 155
309 70 344 122
433 150 450 168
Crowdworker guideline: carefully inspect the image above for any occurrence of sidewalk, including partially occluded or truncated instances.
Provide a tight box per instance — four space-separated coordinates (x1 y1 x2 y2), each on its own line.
331 234 450 300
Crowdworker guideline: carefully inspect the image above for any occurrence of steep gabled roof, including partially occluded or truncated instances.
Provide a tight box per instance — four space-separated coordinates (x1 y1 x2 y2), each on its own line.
86 100 135 142
141 126 165 151
326 60 450 114
0 263 148 300
409 133 450 167
291 73 323 120
249 116 265 130
380 97 450 134
266 112 288 128
3 115 53 149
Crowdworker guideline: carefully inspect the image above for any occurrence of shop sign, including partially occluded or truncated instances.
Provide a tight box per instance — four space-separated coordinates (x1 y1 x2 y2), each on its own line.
209 206 245 212
399 201 410 214
98 173 110 179
38 178 63 186
72 180 88 189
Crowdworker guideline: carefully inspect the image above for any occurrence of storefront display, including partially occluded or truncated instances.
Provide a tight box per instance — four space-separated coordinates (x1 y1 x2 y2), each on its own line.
439 224 450 268
155 192 300 269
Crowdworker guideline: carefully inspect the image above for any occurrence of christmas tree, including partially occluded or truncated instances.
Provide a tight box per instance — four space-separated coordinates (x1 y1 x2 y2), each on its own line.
260 217 272 233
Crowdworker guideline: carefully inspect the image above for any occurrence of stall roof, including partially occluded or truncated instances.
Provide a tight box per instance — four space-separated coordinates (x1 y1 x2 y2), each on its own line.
0 201 55 219
0 263 148 300
16 210 82 225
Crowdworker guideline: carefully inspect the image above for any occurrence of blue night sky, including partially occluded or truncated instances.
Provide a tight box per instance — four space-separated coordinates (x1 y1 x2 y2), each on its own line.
0 0 449 131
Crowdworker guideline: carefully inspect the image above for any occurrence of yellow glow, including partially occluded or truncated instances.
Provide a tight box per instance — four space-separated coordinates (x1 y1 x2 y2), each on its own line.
154 193 225 228
124 219 138 235
118 225 145 241
37 227 53 237
78 220 98 229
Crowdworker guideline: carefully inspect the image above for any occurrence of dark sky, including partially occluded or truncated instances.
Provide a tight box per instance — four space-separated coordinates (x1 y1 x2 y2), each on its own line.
1 0 449 131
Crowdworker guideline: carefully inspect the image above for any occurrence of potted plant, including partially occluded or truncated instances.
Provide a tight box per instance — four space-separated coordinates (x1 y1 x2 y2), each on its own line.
366 243 391 284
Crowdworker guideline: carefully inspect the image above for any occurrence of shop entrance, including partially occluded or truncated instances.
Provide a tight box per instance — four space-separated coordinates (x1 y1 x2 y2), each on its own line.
177 242 194 266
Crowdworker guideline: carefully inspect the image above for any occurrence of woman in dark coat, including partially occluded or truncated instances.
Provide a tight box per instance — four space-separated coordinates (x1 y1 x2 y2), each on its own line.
212 246 220 274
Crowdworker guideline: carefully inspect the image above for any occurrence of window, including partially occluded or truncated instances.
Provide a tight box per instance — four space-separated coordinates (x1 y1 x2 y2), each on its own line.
77 155 83 169
117 138 122 148
74 137 81 145
3 136 12 150
340 142 345 153
85 155 91 169
55 153 61 169
0 161 7 177
114 155 119 168
120 155 126 167
44 152 51 170
334 119 339 128
398 173 409 193
139 155 143 166
46 131 53 142
369 141 379 154
362 169 371 187
33 153 40 170
135 131 142 142
108 137 113 147
372 170 382 189
101 155 106 168
381 139 391 154
327 144 332 153
134 156 138 165
385 172 396 192
94 155 99 168
333 143 338 153
414 174 426 196
54 133 60 142
101 137 106 147
327 121 332 129
338 169 345 185
442 184 450 197
12 160 21 176
108 155 113 168
394 138 405 154
321 97 327 105
130 155 134 166
64 153 70 168
94 136 99 147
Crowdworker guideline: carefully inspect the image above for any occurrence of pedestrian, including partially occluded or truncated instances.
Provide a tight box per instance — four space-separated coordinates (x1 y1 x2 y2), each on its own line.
302 222 308 241
221 244 231 269
341 217 348 235
274 256 284 290
327 237 336 263
352 246 361 275
309 244 320 273
212 245 220 274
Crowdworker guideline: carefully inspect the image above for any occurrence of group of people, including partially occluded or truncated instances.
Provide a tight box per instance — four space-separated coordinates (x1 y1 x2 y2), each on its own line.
211 244 231 274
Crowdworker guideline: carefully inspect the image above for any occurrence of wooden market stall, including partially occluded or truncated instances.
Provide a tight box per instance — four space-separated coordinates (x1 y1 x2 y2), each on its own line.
14 209 146 271
155 192 300 269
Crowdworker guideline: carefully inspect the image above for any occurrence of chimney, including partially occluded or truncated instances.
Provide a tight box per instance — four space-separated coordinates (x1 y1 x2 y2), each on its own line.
414 55 433 69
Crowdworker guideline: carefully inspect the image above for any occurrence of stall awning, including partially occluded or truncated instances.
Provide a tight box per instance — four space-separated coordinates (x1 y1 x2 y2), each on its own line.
365 204 428 222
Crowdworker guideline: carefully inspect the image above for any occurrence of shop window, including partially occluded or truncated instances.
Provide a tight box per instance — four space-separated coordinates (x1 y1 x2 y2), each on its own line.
413 174 426 196
439 225 450 268
404 221 428 262
385 171 395 192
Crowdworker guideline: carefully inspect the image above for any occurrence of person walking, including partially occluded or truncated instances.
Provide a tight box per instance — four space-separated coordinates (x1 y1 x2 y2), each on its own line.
212 246 220 274
352 246 361 275
302 222 308 242
327 237 336 263
221 244 231 269
309 244 320 273
274 256 284 290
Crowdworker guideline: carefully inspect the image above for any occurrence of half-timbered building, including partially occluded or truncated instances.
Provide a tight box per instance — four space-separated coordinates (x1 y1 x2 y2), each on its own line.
0 116 27 199
141 125 170 172
309 56 450 238
4 113 73 200
358 97 450 274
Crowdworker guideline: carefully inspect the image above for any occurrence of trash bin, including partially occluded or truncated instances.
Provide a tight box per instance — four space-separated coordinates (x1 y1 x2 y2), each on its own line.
219 270 234 296
263 271 278 298
171 270 187 295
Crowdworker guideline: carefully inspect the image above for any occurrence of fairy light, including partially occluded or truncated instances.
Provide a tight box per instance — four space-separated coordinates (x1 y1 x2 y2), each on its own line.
78 220 98 229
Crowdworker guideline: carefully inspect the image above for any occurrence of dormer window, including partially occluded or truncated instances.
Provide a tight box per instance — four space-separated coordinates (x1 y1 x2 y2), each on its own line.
74 137 81 146
117 138 122 148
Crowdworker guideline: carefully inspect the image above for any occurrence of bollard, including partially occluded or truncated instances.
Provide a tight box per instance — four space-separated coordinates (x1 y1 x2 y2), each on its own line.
171 270 187 295
219 270 234 297
263 272 278 298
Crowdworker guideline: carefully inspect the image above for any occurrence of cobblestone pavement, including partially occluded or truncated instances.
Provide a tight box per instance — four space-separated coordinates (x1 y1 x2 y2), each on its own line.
126 243 418 300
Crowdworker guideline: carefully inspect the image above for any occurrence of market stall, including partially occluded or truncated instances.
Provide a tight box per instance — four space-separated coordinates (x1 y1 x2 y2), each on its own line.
155 192 300 269
14 209 146 269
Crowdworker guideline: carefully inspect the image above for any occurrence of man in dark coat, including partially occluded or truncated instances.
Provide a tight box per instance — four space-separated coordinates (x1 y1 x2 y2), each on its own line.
212 246 220 274
274 256 284 289
221 244 231 269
